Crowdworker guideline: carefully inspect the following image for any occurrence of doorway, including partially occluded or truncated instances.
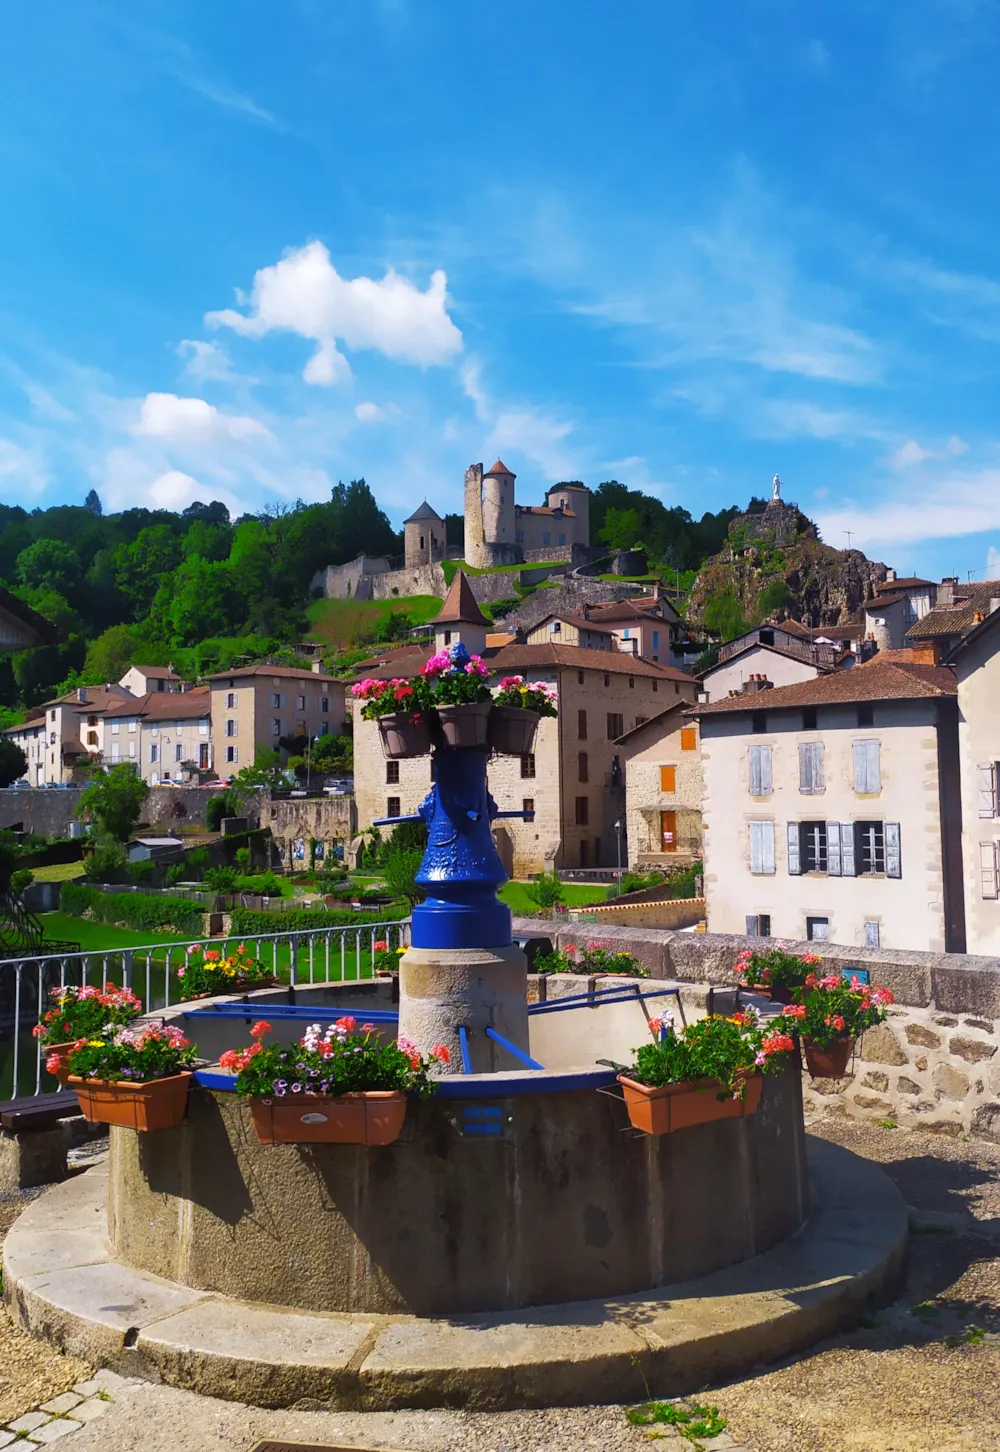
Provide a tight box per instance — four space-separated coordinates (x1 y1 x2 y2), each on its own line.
660 810 677 853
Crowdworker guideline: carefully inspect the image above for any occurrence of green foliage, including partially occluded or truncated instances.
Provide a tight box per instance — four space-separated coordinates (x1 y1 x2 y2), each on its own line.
758 577 793 615
165 864 186 888
178 944 276 999
203 866 284 895
227 749 285 807
310 731 353 774
66 1022 196 1084
589 481 739 573
10 867 34 895
628 1014 794 1096
228 1019 442 1099
0 737 27 786
523 871 565 910
620 870 664 895
702 588 746 641
186 846 211 872
229 905 408 934
625 1400 727 1440
234 847 252 872
534 945 649 977
35 982 142 1047
60 881 204 936
382 849 425 906
77 764 149 842
598 506 641 552
204 795 233 832
361 820 428 868
82 840 130 884
128 859 156 884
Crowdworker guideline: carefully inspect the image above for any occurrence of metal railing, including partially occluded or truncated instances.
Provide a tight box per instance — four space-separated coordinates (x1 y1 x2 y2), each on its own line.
0 917 410 1103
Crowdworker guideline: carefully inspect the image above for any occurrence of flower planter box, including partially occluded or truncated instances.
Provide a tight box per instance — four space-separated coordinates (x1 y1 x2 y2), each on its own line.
68 1072 193 1131
617 1073 763 1135
803 1036 855 1079
179 977 280 1003
740 983 796 1004
435 701 492 748
44 1041 77 1086
378 712 432 759
488 705 540 756
249 1090 408 1146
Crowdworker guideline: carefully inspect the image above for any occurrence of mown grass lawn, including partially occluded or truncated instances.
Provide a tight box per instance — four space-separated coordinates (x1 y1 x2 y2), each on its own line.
31 861 86 883
498 881 610 916
305 594 442 647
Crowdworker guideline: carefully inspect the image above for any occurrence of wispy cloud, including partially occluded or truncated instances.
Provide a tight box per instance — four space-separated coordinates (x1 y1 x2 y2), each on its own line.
817 465 1000 549
886 434 968 470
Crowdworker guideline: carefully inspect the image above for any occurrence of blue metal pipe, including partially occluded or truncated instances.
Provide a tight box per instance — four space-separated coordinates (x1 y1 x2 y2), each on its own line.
184 1005 399 1023
483 1025 544 1071
527 986 682 1015
457 1024 472 1075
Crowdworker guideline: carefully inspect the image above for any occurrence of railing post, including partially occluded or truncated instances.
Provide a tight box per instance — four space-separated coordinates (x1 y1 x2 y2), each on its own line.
289 934 299 987
122 949 133 994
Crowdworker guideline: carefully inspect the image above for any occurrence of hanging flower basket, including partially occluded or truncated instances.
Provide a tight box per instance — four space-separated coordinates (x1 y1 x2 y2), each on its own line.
617 1073 763 1135
488 705 540 756
249 1090 408 1146
802 1035 855 1079
45 1042 77 1086
378 712 432 759
68 1072 193 1132
435 700 493 748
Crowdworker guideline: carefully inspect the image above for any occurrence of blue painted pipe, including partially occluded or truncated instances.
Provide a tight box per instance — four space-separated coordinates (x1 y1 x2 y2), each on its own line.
484 1025 545 1071
457 1024 472 1075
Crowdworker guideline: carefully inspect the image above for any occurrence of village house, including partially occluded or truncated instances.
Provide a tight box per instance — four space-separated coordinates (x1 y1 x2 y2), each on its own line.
692 657 964 953
524 612 620 651
906 578 1000 661
118 664 186 696
584 593 684 666
5 683 134 785
352 571 697 876
699 622 847 702
101 687 212 785
862 573 937 651
615 704 703 867
205 663 346 773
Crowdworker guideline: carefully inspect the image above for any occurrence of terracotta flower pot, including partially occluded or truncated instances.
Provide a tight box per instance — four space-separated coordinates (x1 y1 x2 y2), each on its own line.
68 1072 193 1131
803 1036 855 1079
435 701 492 748
378 712 432 759
487 705 540 756
249 1090 407 1146
44 1041 77 1086
617 1073 763 1135
740 983 795 1004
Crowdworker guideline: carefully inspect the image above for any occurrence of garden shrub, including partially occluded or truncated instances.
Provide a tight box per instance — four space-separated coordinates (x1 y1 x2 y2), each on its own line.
60 882 203 936
229 905 408 935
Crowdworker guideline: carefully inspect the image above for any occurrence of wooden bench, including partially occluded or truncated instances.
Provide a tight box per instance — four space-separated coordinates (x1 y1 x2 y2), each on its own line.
1 1091 80 1134
0 1091 85 1192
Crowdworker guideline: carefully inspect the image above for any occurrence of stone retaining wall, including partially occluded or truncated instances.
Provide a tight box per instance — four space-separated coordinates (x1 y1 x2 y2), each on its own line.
568 895 706 929
0 786 227 838
512 915 1000 1140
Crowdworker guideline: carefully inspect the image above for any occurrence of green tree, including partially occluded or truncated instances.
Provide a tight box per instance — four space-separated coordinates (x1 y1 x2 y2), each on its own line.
598 507 641 552
227 748 286 807
524 871 565 910
76 764 150 842
83 624 148 684
84 489 103 516
15 539 82 602
758 579 792 616
114 525 183 618
0 738 27 786
310 732 353 774
703 590 746 642
154 558 246 645
383 849 425 906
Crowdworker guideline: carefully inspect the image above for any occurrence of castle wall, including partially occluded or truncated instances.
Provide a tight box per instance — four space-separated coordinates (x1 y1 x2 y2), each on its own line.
464 463 488 568
311 557 392 600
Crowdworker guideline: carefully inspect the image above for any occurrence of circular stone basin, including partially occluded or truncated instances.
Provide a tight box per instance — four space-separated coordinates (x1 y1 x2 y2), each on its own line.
108 982 809 1318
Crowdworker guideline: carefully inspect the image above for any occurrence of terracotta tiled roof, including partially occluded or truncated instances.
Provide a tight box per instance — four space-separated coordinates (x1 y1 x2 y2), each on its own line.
692 658 956 715
128 664 181 679
877 577 934 590
347 649 433 682
485 459 514 476
47 686 133 713
103 688 211 721
585 601 658 623
862 591 910 611
701 638 836 678
776 618 811 638
515 505 576 517
811 623 864 641
485 632 516 648
907 584 999 641
431 570 489 627
487 642 694 682
204 664 341 683
530 612 617 637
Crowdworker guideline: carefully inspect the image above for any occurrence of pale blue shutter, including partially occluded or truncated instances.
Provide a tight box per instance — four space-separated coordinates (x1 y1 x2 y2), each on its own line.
746 914 760 936
750 820 775 875
749 746 762 797
800 743 824 793
841 823 856 876
827 821 842 876
864 920 880 948
866 741 880 792
981 843 999 900
978 765 997 819
787 822 801 875
885 822 901 878
750 821 763 874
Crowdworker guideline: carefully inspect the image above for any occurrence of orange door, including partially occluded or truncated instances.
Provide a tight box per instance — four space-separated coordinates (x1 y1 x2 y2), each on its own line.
660 810 677 852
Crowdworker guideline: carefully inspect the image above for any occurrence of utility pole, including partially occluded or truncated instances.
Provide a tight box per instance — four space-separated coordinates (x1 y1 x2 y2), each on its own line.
844 530 854 551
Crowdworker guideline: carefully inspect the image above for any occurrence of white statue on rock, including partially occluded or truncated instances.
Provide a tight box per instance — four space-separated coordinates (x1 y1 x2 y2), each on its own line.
772 473 782 502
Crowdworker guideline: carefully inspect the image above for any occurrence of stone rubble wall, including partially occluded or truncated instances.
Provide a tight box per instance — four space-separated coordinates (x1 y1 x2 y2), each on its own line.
513 915 1000 1141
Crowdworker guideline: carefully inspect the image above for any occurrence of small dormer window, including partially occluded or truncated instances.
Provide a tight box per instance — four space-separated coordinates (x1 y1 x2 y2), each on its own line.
444 630 452 645
550 621 560 633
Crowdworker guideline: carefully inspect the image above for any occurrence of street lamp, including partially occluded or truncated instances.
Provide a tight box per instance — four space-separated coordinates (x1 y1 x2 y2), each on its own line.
614 819 623 896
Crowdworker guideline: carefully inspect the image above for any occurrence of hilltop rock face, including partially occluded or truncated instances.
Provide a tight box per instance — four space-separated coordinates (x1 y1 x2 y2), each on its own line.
686 501 887 632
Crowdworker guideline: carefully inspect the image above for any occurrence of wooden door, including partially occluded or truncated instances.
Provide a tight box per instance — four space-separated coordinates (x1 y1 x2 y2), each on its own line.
660 810 677 852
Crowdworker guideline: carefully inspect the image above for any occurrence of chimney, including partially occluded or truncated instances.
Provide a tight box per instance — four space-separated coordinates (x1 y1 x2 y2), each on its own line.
885 568 896 583
740 674 774 695
909 642 939 665
938 577 957 606
991 598 1000 616
312 661 322 674
974 611 986 625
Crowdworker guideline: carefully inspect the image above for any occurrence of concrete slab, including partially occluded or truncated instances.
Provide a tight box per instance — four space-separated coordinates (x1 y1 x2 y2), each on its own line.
4 1140 907 1412
4 1226 111 1281
26 1420 83 1444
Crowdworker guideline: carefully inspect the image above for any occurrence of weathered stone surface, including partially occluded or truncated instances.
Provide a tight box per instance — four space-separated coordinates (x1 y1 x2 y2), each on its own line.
861 1072 889 1092
897 1077 921 1096
933 1064 970 1101
905 1024 941 1050
861 1025 908 1065
934 1016 959 1027
932 962 1000 1019
811 1077 849 1096
971 1102 1000 1143
919 1119 963 1137
950 1035 997 1064
915 1055 929 1071
965 1018 995 1033
853 1095 893 1111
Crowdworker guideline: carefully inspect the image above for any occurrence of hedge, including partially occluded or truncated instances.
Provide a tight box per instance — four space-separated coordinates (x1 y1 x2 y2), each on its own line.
60 882 204 937
229 905 408 935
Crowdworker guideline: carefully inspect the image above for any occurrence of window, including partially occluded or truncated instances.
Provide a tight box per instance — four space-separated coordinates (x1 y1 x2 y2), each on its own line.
321 696 329 713
635 715 647 727
977 763 1000 818
521 753 536 778
226 719 237 737
799 742 825 794
175 744 183 762
578 751 589 783
749 820 775 875
419 535 424 549
652 681 658 693
577 669 584 683
745 914 772 937
652 630 660 650
111 721 119 734
628 676 635 689
806 917 829 942
660 765 676 792
49 732 55 745
271 719 281 736
802 707 818 730
607 712 624 739
151 725 158 736
199 742 210 768
523 798 535 816
199 718 208 734
543 531 550 546
49 710 55 722
981 842 1000 899
128 719 136 733
110 744 120 763
387 798 401 818
759 628 774 646
680 727 697 752
128 741 136 759
855 820 886 874
578 709 588 740
853 740 881 794
558 532 566 546
857 703 874 727
864 920 881 948
623 628 630 640
386 760 399 784
747 744 771 796
751 710 767 734
149 744 158 764
444 630 452 645
226 692 237 709
604 674 610 687
271 693 282 708
297 719 306 736
295 695 306 710
800 821 828 873
575 796 589 825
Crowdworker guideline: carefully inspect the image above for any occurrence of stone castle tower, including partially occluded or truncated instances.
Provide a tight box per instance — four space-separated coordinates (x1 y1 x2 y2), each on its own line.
464 460 520 568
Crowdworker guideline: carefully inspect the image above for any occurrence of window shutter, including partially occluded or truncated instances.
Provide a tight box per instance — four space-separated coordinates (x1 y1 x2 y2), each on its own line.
866 741 881 793
978 764 997 819
749 820 775 875
749 822 762 874
787 822 801 875
749 746 761 797
761 821 775 874
864 920 881 949
746 914 760 936
799 742 824 793
827 821 842 876
980 842 999 900
853 740 868 792
885 822 902 878
841 823 856 876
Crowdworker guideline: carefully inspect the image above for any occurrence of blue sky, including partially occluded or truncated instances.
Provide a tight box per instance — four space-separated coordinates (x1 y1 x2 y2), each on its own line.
2 0 1000 581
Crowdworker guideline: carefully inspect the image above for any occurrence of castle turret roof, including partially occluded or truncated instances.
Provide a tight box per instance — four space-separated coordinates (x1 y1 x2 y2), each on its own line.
485 459 514 477
432 570 490 627
403 499 444 524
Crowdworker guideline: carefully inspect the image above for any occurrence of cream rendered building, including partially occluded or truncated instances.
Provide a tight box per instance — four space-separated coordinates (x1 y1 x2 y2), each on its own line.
946 604 1000 954
700 624 843 702
616 704 703 866
694 658 965 953
102 688 212 784
206 664 346 772
525 613 619 651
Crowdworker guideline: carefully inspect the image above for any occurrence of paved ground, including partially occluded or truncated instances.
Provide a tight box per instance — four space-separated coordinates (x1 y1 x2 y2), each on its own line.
6 1118 1000 1449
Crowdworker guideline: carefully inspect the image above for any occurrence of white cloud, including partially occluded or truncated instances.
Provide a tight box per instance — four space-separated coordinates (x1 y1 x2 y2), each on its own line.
887 434 968 470
818 468 1000 549
987 546 1000 581
0 437 50 495
177 339 240 383
460 358 579 481
206 241 463 385
355 401 401 423
131 393 272 444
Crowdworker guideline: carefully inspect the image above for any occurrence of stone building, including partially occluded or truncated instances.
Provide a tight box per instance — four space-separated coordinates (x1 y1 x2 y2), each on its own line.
525 612 619 651
584 594 684 666
206 664 346 772
862 574 937 652
7 683 134 785
699 623 844 701
101 688 212 785
945 602 1000 955
403 501 446 569
616 704 703 867
464 460 590 568
258 794 357 871
693 658 964 953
